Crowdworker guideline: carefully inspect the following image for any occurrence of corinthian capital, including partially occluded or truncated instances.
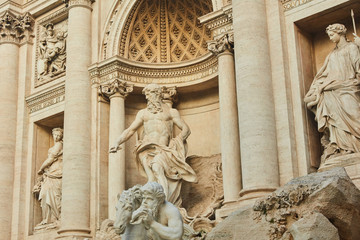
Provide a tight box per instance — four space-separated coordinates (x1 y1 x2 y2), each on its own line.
161 86 177 107
99 79 133 101
207 33 234 55
63 0 95 8
0 11 34 44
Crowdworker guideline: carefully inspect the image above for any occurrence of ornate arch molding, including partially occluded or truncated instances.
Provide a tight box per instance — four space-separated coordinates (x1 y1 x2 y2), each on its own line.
96 0 218 88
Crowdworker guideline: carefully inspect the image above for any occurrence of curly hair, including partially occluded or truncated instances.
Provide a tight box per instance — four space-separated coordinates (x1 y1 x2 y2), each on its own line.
52 128 63 137
326 23 347 35
141 182 165 204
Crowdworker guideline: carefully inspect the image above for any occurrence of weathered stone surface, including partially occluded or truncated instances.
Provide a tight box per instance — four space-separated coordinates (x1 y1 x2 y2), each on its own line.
288 212 339 240
206 167 360 240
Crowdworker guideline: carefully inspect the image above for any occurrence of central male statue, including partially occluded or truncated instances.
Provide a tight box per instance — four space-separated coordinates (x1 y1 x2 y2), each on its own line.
110 84 197 207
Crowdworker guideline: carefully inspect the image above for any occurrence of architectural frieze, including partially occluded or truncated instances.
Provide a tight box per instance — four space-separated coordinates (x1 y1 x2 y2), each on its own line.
207 32 234 55
280 0 314 11
0 10 34 44
99 79 133 102
26 84 65 114
89 55 218 86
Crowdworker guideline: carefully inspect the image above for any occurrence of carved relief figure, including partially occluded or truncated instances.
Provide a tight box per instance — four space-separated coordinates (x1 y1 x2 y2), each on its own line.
33 128 63 229
37 23 67 81
304 24 360 162
110 84 197 207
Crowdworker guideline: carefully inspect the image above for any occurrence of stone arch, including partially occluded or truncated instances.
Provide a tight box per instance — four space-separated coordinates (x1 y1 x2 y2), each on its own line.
102 0 214 62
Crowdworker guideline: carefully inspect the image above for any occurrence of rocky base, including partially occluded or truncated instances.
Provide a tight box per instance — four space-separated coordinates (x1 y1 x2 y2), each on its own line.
206 167 360 240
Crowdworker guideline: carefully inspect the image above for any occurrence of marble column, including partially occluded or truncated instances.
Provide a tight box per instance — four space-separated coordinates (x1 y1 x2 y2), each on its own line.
0 11 33 239
208 33 242 203
58 0 94 238
233 0 279 198
99 79 133 220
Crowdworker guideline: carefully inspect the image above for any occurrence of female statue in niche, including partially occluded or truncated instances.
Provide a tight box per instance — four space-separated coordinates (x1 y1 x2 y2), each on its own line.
304 23 360 163
33 127 63 229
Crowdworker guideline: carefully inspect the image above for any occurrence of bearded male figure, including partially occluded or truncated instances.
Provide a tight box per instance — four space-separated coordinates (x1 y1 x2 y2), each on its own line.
110 84 197 207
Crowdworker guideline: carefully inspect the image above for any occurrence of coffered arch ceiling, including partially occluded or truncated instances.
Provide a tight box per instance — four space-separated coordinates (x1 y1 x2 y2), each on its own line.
119 0 213 63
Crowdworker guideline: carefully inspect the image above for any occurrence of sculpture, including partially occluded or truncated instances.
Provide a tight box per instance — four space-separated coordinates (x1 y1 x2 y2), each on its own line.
113 182 183 240
110 83 197 207
33 127 63 229
113 185 146 240
37 23 67 81
304 24 360 162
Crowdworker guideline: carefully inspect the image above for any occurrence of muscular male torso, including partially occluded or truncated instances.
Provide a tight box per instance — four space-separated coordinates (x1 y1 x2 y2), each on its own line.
142 105 174 146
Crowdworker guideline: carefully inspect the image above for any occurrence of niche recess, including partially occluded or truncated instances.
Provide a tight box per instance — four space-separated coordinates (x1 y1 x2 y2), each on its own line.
294 1 360 170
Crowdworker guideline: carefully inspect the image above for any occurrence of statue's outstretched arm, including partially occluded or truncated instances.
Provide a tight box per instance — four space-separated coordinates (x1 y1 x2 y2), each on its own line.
109 110 144 153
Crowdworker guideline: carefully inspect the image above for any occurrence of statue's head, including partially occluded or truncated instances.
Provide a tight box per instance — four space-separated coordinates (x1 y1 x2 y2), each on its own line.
44 23 54 36
141 182 165 212
114 190 135 234
142 84 163 113
52 128 63 142
326 24 347 43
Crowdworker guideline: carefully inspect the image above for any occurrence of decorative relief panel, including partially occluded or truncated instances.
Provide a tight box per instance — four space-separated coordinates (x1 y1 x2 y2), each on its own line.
35 9 68 87
121 0 213 63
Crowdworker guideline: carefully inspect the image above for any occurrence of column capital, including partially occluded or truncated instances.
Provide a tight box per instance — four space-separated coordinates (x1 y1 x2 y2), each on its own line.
161 86 177 107
207 32 234 56
99 79 133 101
63 0 95 8
0 11 34 45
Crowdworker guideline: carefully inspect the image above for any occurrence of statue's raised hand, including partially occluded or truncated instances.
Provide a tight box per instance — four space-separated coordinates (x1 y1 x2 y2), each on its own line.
353 33 360 46
109 145 121 153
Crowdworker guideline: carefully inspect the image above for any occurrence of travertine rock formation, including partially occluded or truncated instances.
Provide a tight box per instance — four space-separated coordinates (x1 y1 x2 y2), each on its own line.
206 167 360 240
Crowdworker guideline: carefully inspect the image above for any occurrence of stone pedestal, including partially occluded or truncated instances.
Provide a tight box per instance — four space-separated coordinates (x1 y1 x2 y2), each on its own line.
233 0 279 199
318 153 360 190
57 0 94 238
99 79 133 220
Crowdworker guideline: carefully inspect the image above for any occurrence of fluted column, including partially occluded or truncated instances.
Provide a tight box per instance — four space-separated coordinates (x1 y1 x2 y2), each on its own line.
233 0 279 198
208 33 242 203
0 11 34 239
99 79 133 220
58 0 94 239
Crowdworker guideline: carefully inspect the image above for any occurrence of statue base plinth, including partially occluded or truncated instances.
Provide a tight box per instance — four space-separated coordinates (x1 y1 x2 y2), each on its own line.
319 153 360 189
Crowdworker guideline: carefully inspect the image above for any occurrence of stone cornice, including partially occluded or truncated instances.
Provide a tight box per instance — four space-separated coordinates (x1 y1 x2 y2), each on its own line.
0 10 34 44
26 84 65 114
199 4 232 39
99 79 133 101
208 32 234 55
89 54 218 87
63 0 95 9
280 0 314 11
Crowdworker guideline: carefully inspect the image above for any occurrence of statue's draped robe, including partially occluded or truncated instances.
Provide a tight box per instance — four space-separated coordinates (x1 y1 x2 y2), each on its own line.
39 142 63 223
305 41 360 155
135 136 197 207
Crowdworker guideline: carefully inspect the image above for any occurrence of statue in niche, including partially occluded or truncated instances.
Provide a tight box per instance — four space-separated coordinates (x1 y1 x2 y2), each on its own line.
304 24 360 163
37 23 67 81
33 127 63 230
109 83 197 207
114 182 184 240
